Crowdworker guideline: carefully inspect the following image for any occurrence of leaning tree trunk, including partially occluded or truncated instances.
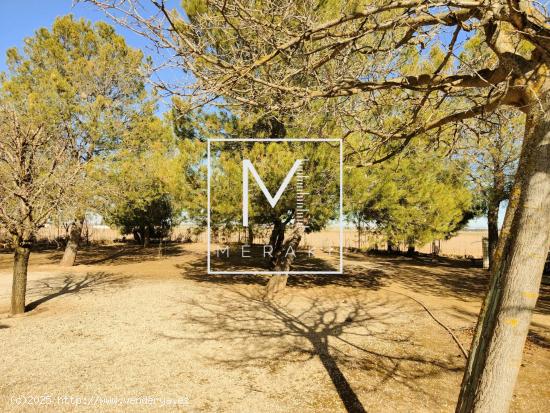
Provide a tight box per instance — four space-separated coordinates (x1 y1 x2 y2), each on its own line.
60 215 84 267
268 219 286 256
11 238 31 315
456 91 550 413
265 225 304 299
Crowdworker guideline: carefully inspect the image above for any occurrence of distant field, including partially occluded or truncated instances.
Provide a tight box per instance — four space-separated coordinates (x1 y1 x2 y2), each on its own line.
417 231 486 258
31 225 487 258
301 229 486 258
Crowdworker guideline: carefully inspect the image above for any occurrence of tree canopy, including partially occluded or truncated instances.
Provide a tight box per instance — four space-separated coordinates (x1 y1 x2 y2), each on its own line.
346 147 473 250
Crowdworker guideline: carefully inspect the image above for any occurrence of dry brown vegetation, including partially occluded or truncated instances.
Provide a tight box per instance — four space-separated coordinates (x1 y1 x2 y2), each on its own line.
0 242 548 412
28 226 488 258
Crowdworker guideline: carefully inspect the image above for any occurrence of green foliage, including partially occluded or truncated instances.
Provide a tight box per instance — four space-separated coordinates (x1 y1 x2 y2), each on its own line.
109 194 174 242
345 148 473 247
210 140 339 234
100 109 203 242
2 14 152 217
176 103 341 236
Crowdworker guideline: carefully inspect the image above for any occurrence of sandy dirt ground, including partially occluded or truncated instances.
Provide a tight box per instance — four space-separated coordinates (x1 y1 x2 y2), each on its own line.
0 243 548 412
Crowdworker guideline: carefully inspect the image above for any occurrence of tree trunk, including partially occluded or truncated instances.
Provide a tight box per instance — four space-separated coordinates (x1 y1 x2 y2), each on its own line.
265 225 304 298
487 168 505 270
486 200 499 268
248 226 254 245
456 93 550 413
265 274 289 298
60 215 84 266
158 234 164 258
133 228 142 244
143 225 151 248
266 220 287 297
268 220 285 255
482 237 490 269
11 241 31 315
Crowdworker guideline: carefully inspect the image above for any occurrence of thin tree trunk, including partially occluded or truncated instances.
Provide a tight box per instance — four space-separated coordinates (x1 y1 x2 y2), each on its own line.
158 235 163 258
143 225 151 248
248 226 254 245
60 215 84 266
266 220 287 297
456 93 550 413
133 228 142 244
266 225 304 298
486 198 500 269
11 240 31 315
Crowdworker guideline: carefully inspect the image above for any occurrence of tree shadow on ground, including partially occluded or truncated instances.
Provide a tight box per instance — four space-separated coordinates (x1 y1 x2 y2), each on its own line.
535 279 550 315
179 250 479 299
346 250 481 269
179 249 550 317
163 290 462 412
208 244 338 272
25 271 128 311
527 330 550 349
46 244 183 266
373 255 550 316
179 253 385 290
344 252 490 299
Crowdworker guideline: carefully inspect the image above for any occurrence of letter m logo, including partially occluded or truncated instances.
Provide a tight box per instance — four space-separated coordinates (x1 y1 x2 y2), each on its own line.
242 159 303 227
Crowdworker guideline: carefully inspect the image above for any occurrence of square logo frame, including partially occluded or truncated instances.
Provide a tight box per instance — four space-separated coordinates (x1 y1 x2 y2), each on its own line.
207 138 343 275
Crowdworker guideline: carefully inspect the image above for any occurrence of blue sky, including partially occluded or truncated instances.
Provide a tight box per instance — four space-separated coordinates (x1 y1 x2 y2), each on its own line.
0 1 159 66
0 0 182 110
1 1 127 71
0 1 496 230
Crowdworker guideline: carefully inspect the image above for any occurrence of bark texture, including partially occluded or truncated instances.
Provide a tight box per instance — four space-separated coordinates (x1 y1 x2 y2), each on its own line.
11 242 31 315
456 87 550 413
60 216 84 267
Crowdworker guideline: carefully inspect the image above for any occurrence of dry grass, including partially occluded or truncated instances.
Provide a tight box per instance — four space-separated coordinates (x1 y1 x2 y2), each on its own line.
24 225 488 260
